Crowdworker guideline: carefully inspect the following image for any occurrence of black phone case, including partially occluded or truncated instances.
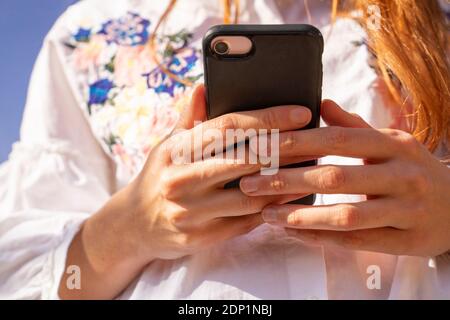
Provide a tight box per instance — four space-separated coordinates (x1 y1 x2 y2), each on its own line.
203 24 323 205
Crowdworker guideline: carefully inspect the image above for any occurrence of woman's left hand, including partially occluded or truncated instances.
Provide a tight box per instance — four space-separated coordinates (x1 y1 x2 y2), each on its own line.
239 100 450 257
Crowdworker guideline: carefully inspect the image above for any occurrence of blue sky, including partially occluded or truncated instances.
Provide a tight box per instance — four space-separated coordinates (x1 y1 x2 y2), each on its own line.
0 0 75 163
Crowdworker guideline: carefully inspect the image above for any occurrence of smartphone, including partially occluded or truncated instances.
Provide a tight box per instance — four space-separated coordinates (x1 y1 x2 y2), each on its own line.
202 24 323 205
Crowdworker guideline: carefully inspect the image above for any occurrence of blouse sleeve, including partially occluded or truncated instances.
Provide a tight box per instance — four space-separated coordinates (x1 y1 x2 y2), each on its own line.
0 9 115 299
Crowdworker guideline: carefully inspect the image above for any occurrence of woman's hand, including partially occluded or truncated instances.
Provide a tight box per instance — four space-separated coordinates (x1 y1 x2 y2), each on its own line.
127 85 312 261
59 85 312 299
239 100 450 257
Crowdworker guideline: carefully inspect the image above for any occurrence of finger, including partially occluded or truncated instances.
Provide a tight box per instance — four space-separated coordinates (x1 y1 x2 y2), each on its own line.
262 199 412 231
178 189 307 226
200 213 264 245
169 142 319 192
240 164 400 196
166 104 312 163
174 84 207 130
170 157 259 193
285 228 411 255
187 105 312 157
321 100 371 128
217 155 320 189
205 189 306 220
203 155 320 190
321 100 380 167
261 127 398 160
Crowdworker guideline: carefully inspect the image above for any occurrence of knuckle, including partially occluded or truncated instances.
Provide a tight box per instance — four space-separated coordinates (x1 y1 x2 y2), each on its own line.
216 115 237 132
280 131 297 150
387 129 420 152
160 179 178 200
390 130 416 144
239 196 257 212
318 166 346 190
261 110 279 129
269 173 288 192
335 205 360 230
323 127 349 149
383 128 405 139
167 209 190 228
404 167 431 195
159 170 185 200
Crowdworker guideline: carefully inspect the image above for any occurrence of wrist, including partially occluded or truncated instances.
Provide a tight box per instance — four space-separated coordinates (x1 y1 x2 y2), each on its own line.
87 184 153 271
59 185 151 299
59 185 152 299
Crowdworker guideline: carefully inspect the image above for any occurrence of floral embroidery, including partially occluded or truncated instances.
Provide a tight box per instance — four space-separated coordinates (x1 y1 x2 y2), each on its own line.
88 79 114 108
114 45 156 87
145 47 200 97
67 12 203 178
72 35 109 71
73 28 91 42
99 12 151 46
91 79 180 165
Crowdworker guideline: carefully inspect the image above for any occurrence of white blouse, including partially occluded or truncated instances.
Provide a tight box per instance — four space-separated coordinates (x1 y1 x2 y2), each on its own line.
0 0 449 299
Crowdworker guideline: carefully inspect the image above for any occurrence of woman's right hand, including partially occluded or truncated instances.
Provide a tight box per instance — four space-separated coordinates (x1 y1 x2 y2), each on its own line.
59 84 312 299
127 85 313 262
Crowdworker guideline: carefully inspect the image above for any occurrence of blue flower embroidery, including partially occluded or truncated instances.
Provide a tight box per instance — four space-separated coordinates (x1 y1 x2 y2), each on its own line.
144 48 199 97
73 28 91 42
168 51 198 76
145 69 184 97
88 79 114 107
99 12 151 46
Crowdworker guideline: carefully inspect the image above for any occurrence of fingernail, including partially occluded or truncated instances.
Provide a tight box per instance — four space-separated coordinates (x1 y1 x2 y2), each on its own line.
262 207 279 223
240 177 259 193
290 107 311 125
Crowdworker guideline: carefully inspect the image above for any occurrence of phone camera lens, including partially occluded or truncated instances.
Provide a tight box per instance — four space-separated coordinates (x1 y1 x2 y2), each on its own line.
213 41 230 55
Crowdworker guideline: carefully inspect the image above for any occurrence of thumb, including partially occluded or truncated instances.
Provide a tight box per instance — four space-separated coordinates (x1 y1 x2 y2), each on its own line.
175 84 207 130
321 99 371 128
